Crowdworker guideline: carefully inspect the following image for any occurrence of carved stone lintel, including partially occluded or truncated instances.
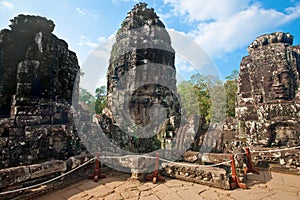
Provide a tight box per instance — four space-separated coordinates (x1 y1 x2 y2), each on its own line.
161 162 231 190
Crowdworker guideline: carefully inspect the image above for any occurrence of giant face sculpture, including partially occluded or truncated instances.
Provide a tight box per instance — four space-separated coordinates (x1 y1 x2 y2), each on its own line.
263 64 296 102
271 68 294 100
269 123 297 147
236 32 300 148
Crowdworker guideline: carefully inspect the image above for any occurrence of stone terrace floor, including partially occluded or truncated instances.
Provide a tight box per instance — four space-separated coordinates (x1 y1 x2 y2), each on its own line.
38 169 300 200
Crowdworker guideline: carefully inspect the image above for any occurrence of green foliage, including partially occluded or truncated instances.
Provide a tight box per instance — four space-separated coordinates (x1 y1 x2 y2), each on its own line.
79 86 107 114
225 69 239 81
177 81 201 116
189 74 212 122
209 79 226 123
224 70 239 118
79 87 96 113
177 73 225 122
177 70 239 122
95 86 107 114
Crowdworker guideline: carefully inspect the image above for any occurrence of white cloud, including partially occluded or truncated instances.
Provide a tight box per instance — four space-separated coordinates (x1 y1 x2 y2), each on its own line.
175 56 195 73
164 0 300 58
156 12 172 24
97 36 107 43
164 0 250 22
1 1 14 8
78 35 113 49
112 0 138 5
78 35 98 48
76 7 100 20
80 35 115 93
76 8 87 15
283 5 300 22
167 28 218 76
193 4 300 57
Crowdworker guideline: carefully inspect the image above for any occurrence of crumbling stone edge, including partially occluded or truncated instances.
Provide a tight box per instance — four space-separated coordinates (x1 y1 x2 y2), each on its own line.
0 153 92 196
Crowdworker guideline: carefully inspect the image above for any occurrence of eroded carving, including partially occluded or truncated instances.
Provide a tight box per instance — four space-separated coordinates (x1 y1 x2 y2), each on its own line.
236 32 300 147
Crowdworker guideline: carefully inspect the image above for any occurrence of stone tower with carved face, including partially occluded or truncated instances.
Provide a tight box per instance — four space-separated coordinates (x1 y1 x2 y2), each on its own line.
236 32 300 147
101 3 181 152
0 15 82 168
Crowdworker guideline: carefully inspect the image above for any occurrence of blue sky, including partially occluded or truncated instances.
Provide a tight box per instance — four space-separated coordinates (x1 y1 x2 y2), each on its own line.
1 0 300 93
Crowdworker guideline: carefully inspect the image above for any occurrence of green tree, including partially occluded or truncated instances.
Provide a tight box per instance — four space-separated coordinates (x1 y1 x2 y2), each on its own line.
95 86 107 114
177 73 226 122
79 88 96 113
225 69 239 81
189 73 211 121
177 81 200 116
209 79 226 123
224 70 239 117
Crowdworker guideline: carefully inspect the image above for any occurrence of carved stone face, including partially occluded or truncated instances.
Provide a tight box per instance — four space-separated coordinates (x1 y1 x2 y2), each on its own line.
271 69 293 99
263 64 295 101
270 123 296 146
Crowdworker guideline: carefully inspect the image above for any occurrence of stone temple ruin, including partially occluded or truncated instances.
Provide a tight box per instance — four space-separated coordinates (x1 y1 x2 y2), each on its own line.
233 32 300 172
161 32 300 188
184 33 300 166
100 2 181 153
0 2 300 198
236 32 300 148
0 14 88 193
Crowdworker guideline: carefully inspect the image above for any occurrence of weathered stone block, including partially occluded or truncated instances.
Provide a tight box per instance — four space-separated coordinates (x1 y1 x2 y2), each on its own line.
29 160 66 179
16 115 51 126
0 127 9 137
16 83 32 96
15 105 53 116
8 127 24 136
65 153 90 170
161 162 231 190
0 160 67 189
0 168 15 188
0 137 8 148
0 147 10 168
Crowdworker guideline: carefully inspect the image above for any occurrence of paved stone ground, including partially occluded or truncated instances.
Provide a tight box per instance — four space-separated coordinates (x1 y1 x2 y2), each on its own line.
38 169 300 200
